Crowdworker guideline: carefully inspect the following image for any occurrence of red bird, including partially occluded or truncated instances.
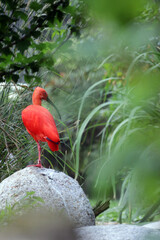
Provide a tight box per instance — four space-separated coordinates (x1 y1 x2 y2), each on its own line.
22 87 60 168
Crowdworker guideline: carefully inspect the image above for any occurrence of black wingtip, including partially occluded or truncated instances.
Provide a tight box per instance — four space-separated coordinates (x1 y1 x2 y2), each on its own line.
46 137 60 144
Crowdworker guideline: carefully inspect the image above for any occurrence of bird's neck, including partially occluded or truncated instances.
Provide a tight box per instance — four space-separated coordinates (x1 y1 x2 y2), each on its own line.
32 94 42 105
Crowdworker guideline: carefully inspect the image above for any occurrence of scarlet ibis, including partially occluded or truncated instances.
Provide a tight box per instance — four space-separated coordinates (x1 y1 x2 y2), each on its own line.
22 87 60 168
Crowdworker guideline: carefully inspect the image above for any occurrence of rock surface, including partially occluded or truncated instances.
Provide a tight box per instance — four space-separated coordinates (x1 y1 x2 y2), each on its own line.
0 167 95 227
143 221 160 230
76 225 160 240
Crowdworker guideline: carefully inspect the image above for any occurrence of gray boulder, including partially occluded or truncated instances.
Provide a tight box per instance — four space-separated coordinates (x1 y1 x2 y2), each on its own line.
76 225 160 240
143 221 160 230
0 167 95 227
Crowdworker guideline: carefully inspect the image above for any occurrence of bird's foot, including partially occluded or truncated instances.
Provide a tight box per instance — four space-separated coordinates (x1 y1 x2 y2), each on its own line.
27 163 43 168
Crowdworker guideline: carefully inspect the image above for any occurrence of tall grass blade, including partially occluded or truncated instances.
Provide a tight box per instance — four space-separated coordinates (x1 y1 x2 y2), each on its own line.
75 100 121 179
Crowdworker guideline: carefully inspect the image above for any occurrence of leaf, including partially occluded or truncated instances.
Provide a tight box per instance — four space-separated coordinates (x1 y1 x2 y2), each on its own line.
12 74 19 83
57 10 64 22
16 39 31 54
29 2 43 11
34 76 41 83
24 75 34 83
26 191 35 196
29 62 39 72
15 53 23 62
0 57 6 62
1 47 12 55
32 30 41 38
0 14 12 23
62 0 69 8
13 11 28 21
32 196 45 203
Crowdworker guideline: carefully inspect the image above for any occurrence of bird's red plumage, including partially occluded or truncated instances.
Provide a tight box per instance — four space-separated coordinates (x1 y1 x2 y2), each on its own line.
22 105 60 151
22 87 60 168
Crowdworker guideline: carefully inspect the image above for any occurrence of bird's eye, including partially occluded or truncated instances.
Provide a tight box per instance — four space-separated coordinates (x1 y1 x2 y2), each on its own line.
41 92 47 99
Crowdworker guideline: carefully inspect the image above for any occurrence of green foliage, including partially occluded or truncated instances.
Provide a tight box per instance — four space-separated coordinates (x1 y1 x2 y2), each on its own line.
96 200 119 223
87 0 150 24
56 0 160 223
77 61 160 222
0 191 44 225
0 0 86 83
0 84 37 180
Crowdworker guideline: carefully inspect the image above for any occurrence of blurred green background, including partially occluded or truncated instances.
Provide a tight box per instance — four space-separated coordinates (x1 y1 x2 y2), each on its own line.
1 0 160 224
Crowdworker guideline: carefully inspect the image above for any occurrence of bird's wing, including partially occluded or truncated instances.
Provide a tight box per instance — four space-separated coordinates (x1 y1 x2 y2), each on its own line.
22 105 59 143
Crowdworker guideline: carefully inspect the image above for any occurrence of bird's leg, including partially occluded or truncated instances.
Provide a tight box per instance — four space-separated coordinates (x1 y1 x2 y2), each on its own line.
27 142 43 168
37 142 42 166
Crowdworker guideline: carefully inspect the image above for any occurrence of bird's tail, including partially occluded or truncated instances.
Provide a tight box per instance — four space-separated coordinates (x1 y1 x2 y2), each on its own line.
46 138 60 152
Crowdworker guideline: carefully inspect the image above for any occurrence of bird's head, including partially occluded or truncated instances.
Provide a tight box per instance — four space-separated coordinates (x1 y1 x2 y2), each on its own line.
32 87 61 119
33 87 48 102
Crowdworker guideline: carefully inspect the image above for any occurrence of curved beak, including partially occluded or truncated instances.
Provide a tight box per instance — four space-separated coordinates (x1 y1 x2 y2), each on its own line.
46 97 61 120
